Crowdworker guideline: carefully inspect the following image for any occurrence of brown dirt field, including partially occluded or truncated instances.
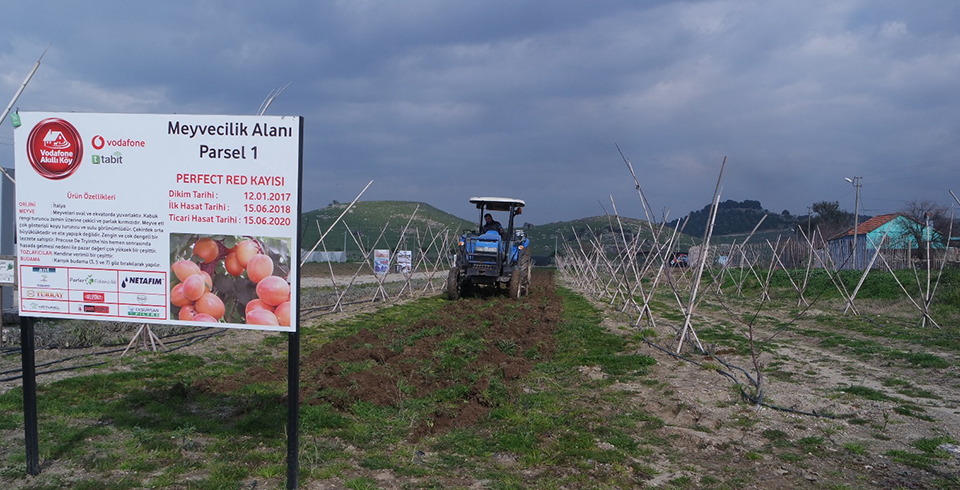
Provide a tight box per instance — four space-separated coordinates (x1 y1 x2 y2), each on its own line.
197 270 562 440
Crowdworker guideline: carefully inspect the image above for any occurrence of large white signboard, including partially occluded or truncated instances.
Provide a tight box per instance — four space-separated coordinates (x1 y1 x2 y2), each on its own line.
0 255 14 285
14 112 301 332
397 250 412 273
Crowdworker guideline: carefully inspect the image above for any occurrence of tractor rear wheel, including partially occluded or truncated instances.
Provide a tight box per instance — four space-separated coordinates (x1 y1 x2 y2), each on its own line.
446 269 460 300
509 269 522 299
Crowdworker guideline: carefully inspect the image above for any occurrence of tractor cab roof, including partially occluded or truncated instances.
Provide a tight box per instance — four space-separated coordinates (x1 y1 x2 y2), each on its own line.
469 197 525 212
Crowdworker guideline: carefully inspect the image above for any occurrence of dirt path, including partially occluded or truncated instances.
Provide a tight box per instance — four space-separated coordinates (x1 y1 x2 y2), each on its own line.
300 271 437 288
597 297 960 488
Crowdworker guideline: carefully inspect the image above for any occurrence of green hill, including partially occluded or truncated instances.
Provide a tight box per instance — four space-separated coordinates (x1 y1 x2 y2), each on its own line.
299 201 706 260
300 201 473 260
300 200 805 260
523 215 698 258
666 199 798 242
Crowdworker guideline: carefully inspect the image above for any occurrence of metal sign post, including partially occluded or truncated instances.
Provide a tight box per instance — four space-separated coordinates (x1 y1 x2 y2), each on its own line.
286 117 304 489
20 316 39 475
287 330 300 488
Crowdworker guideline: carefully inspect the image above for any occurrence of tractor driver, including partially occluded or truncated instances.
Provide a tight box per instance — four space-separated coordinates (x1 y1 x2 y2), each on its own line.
481 213 503 235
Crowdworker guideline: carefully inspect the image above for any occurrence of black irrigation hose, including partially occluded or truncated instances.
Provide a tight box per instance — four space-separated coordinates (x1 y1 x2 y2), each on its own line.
301 297 384 313
0 327 227 382
163 330 226 353
0 346 129 376
0 326 213 356
0 362 109 383
641 336 835 419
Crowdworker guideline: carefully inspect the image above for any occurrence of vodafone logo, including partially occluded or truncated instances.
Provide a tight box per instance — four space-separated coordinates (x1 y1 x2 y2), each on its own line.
26 118 83 180
89 134 146 150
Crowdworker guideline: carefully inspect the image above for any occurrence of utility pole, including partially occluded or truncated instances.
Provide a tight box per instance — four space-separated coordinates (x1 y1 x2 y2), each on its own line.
845 176 862 270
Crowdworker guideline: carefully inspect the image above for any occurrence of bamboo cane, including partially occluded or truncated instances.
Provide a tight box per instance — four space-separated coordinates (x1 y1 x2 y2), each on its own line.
678 157 726 353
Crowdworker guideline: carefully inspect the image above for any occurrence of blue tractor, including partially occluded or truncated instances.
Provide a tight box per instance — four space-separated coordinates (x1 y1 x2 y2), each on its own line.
448 197 531 299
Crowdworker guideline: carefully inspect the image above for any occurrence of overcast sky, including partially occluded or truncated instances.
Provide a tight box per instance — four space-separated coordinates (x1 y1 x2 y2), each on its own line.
2 1 959 225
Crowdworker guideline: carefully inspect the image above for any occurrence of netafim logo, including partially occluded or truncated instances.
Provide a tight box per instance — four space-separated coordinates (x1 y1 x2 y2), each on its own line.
26 118 83 180
122 276 163 288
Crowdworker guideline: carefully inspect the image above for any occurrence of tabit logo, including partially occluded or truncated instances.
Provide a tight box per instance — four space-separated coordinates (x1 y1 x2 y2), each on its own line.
26 118 83 180
92 151 123 165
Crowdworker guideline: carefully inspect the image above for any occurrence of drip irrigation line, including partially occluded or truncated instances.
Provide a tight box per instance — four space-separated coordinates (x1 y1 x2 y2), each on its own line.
0 326 212 356
301 297 384 313
641 336 834 419
0 327 226 382
0 362 109 383
163 330 226 353
0 346 128 375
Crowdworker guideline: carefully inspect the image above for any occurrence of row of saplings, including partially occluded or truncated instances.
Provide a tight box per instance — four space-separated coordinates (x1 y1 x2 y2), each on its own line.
170 237 291 326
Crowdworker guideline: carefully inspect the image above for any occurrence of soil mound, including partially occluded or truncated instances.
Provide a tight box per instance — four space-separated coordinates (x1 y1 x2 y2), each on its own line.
198 270 561 437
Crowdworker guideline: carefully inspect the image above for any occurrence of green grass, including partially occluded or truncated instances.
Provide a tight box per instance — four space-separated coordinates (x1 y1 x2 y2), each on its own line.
0 286 661 488
838 385 896 402
885 436 958 471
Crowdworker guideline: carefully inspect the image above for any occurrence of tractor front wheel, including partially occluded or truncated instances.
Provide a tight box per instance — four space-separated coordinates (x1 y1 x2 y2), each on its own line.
509 269 522 299
447 269 460 300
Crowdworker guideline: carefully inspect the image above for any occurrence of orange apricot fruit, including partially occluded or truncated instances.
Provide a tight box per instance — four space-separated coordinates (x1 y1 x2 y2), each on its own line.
256 276 290 307
172 260 201 282
194 291 225 320
235 239 259 268
192 237 219 264
246 254 274 283
246 308 280 326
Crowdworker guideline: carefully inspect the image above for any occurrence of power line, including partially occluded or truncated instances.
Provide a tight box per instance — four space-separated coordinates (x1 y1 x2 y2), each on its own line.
869 156 960 176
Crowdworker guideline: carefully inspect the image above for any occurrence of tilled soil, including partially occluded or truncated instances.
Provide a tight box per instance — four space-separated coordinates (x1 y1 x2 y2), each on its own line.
197 270 563 439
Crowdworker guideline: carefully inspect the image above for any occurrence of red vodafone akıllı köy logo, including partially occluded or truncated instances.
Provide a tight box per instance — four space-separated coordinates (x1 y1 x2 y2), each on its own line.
26 118 83 180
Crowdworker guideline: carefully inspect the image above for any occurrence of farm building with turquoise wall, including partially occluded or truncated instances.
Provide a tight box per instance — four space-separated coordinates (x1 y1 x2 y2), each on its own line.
827 213 945 270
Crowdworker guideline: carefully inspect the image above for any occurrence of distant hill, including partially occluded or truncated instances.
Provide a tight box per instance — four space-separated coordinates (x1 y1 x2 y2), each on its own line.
299 201 691 259
299 200 797 260
301 201 473 260
524 215 698 257
666 199 797 241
